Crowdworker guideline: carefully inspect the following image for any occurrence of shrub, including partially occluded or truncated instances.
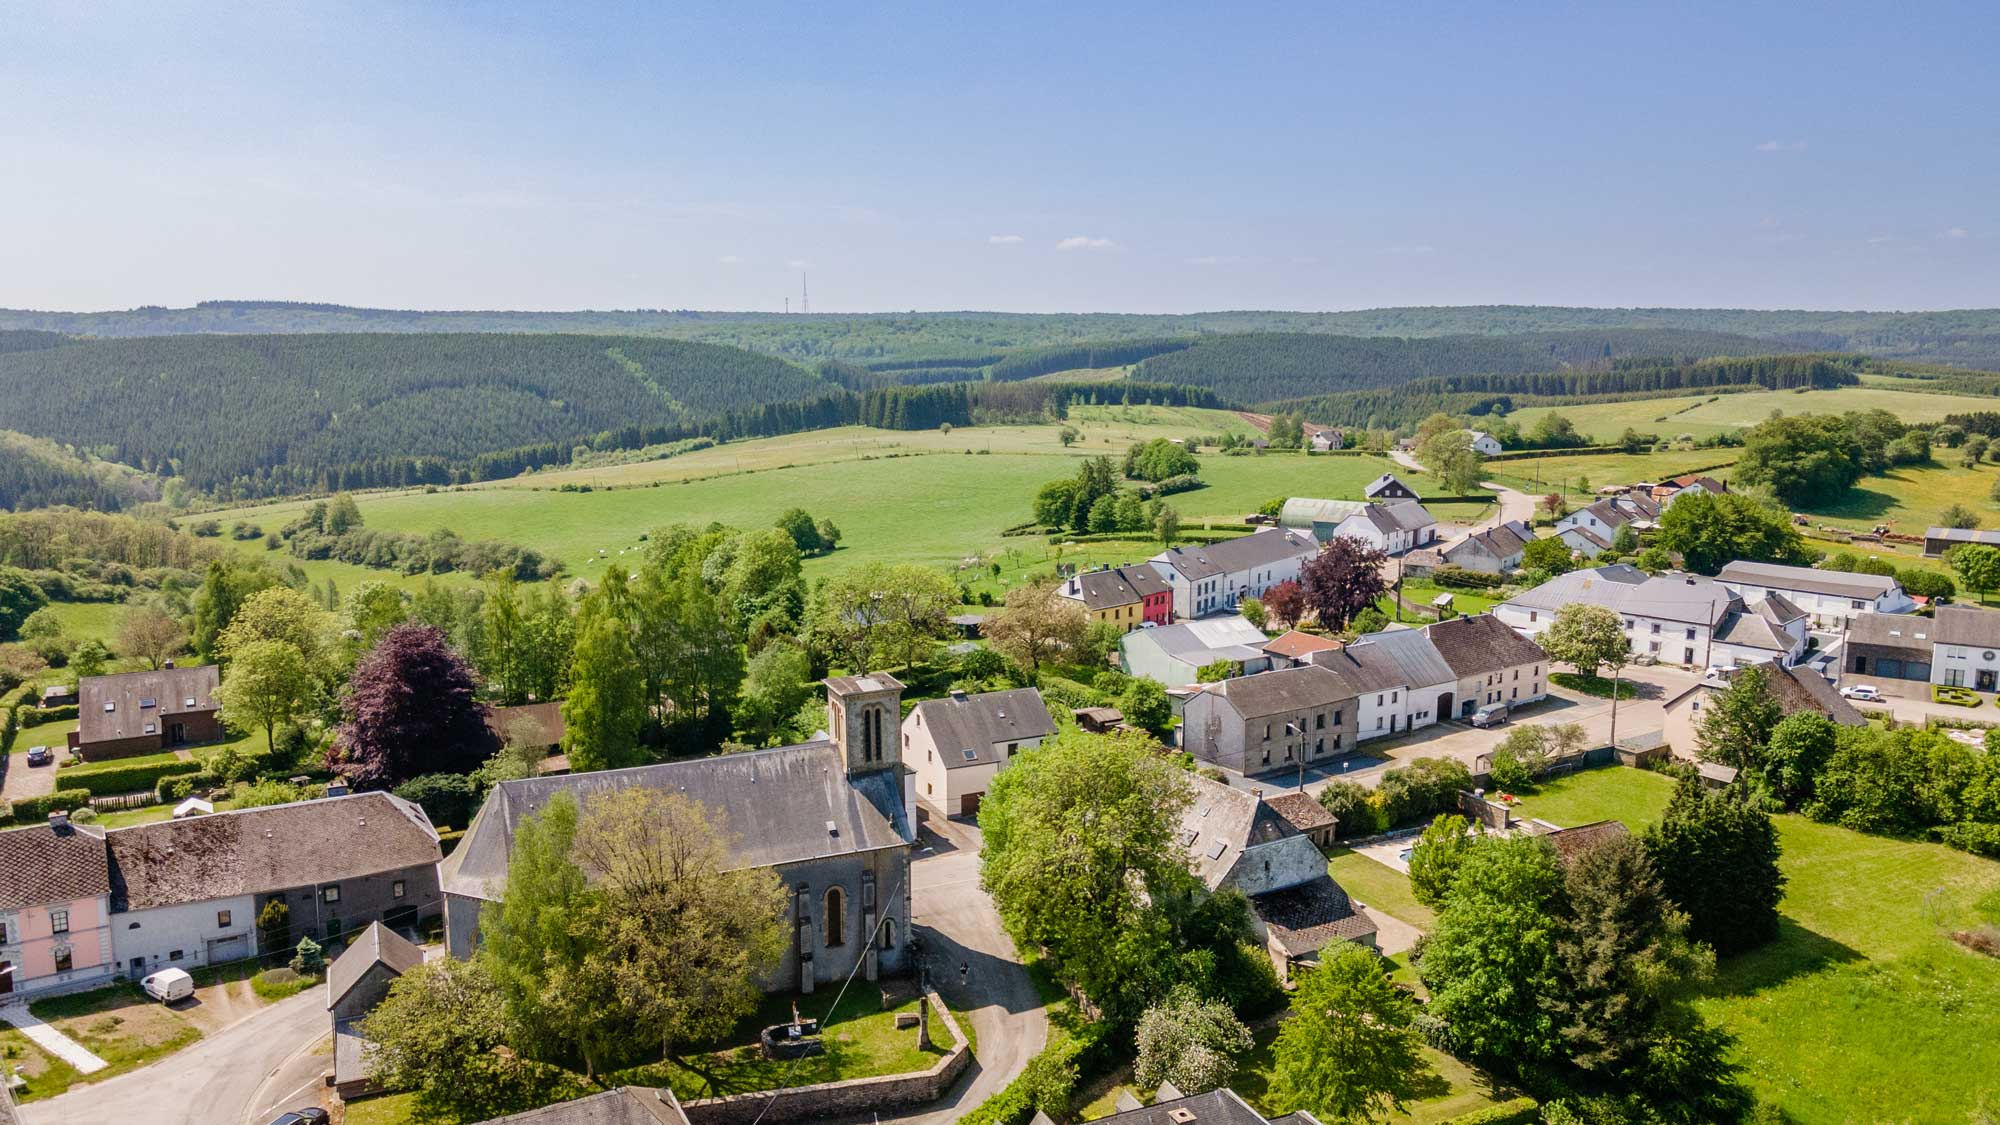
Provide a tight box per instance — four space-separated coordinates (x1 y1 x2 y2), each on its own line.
66 806 97 824
1440 1098 1540 1125
1318 780 1384 838
157 774 195 803
290 935 325 975
1432 565 1507 590
1376 757 1473 827
66 757 201 797
394 773 481 830
1933 684 1982 707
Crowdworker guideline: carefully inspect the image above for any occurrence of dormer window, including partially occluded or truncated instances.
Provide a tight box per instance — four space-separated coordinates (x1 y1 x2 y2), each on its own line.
140 698 157 709
104 702 116 712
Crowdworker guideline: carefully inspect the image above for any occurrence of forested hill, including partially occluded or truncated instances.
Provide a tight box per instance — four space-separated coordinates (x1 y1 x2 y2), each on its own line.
0 333 833 498
5 301 2000 367
1125 328 1798 404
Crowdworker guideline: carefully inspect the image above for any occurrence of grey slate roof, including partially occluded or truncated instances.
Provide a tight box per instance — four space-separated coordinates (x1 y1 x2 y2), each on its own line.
1425 613 1548 678
1766 664 1866 726
0 821 109 912
1446 520 1534 564
1504 566 1737 627
1845 611 1935 655
1926 526 2000 547
1716 561 1902 600
1252 874 1378 954
1205 665 1353 720
1180 773 1300 890
1306 644 1413 693
1372 499 1437 533
1363 473 1414 498
1059 565 1170 612
1153 528 1318 581
1343 627 1456 688
1131 615 1269 659
107 792 440 912
441 742 909 903
908 688 1055 769
468 1088 691 1125
1934 604 2000 649
327 920 424 1010
1092 1088 1285 1125
823 672 905 697
1265 791 1336 833
76 664 219 746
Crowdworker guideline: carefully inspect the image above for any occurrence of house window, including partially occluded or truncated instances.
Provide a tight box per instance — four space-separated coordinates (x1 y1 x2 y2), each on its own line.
49 910 69 934
1332 709 1343 726
1375 694 1383 706
0 921 8 943
54 948 72 973
1391 691 1399 702
1650 623 1661 636
170 949 184 961
1851 600 1865 610
1008 743 1019 756
1315 713 1325 730
217 910 232 929
1529 611 1538 623
880 917 896 950
823 887 846 948
322 885 341 904
1264 723 1272 741
393 880 406 899
1685 627 1696 640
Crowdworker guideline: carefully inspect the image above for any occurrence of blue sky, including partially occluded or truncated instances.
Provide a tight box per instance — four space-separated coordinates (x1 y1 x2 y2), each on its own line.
3 1 1995 312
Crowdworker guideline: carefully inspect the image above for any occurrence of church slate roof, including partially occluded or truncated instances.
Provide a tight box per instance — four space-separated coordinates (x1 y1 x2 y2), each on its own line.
441 741 910 903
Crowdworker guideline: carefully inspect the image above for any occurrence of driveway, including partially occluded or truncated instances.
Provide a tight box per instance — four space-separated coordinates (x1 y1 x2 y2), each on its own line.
21 987 331 1125
1 750 57 805
866 816 1048 1125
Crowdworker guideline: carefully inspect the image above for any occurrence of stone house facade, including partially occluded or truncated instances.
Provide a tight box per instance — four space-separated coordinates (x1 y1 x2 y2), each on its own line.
1181 665 1355 778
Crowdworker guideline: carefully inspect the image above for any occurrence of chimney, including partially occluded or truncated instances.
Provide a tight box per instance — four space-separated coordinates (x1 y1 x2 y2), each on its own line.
48 810 70 832
163 658 175 669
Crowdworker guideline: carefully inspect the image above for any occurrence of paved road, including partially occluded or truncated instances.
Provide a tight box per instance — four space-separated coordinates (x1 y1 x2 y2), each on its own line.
22 988 330 1125
868 817 1048 1125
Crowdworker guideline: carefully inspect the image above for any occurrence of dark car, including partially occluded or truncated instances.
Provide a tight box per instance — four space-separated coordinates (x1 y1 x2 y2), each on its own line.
25 745 52 767
265 1110 330 1125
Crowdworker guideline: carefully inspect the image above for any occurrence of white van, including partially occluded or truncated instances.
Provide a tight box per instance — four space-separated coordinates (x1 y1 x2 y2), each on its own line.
141 967 195 1003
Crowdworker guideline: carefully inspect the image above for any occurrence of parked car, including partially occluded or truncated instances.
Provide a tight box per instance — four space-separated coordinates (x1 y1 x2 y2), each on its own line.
140 967 195 1003
1840 684 1881 701
1471 703 1509 728
25 745 52 766
265 1111 330 1125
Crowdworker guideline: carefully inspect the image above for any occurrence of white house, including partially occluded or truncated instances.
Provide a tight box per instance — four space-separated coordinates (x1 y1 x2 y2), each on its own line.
1466 431 1504 456
1497 565 1807 669
1329 501 1439 557
1120 614 1275 686
1715 561 1916 629
1149 528 1319 619
902 687 1055 818
1302 626 1456 740
1553 494 1658 559
1652 475 1727 509
1306 425 1344 452
1929 605 2000 691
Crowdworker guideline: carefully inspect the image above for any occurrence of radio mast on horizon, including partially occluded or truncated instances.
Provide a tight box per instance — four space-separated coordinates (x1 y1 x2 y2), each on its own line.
801 272 809 315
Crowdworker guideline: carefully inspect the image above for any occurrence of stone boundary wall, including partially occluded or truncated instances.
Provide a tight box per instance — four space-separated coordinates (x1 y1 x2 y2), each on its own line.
682 989 971 1124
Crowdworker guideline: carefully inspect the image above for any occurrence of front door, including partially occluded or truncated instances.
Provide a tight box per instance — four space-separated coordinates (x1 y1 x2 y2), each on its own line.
960 792 983 818
0 961 12 995
1979 670 1998 692
1437 693 1453 722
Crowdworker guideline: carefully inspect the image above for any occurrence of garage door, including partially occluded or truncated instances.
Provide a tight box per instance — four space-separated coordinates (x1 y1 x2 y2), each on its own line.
207 934 250 966
1907 662 1932 681
959 792 983 818
1877 659 1905 679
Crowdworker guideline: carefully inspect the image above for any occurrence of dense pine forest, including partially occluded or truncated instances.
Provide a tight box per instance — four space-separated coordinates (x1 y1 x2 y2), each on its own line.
7 301 2000 367
0 333 833 498
0 430 162 512
1123 328 1798 404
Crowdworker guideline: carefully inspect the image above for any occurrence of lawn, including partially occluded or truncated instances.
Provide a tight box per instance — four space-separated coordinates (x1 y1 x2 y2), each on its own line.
203 419 1410 586
1475 765 2000 1123
37 599 127 645
1329 847 1436 930
14 714 77 754
622 985 955 1100
1792 459 2000 539
10 981 204 1100
1547 671 1637 699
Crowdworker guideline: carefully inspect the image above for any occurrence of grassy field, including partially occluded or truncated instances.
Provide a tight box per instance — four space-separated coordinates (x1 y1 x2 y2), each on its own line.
1329 847 1436 930
1486 448 1743 499
1791 459 2000 536
1505 385 2000 444
201 414 1416 585
1435 765 2000 1123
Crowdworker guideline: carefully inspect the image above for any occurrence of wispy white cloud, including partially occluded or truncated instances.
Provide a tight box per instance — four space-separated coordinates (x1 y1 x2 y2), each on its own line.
1946 227 1971 239
1387 245 1435 256
1865 235 1897 245
717 254 741 264
987 234 1024 245
1056 235 1115 251
1185 254 1264 266
787 258 810 270
1755 139 1808 152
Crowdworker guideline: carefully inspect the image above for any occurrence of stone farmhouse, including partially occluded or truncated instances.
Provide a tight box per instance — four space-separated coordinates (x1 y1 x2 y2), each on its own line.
1181 664 1355 778
107 792 443 977
1055 564 1172 633
1178 773 1375 981
1148 528 1318 619
1426 612 1549 720
902 687 1055 818
1497 565 1808 669
1715 560 1916 630
442 675 917 994
70 664 223 761
1843 611 1936 684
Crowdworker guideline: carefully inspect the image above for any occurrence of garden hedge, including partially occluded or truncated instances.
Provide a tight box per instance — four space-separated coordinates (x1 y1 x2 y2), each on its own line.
64 757 203 797
18 703 80 725
12 788 92 823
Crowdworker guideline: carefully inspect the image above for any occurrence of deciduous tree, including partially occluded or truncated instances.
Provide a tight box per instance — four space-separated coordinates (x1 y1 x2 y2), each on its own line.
1273 944 1431 1124
1299 538 1388 631
1694 664 1782 772
983 578 1087 678
364 956 573 1123
1539 604 1626 680
217 638 315 754
563 598 648 773
1133 985 1253 1096
1408 814 1481 907
1418 836 1564 1065
335 624 498 790
1952 543 2000 604
114 605 187 670
1654 491 1810 575
1263 580 1305 628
